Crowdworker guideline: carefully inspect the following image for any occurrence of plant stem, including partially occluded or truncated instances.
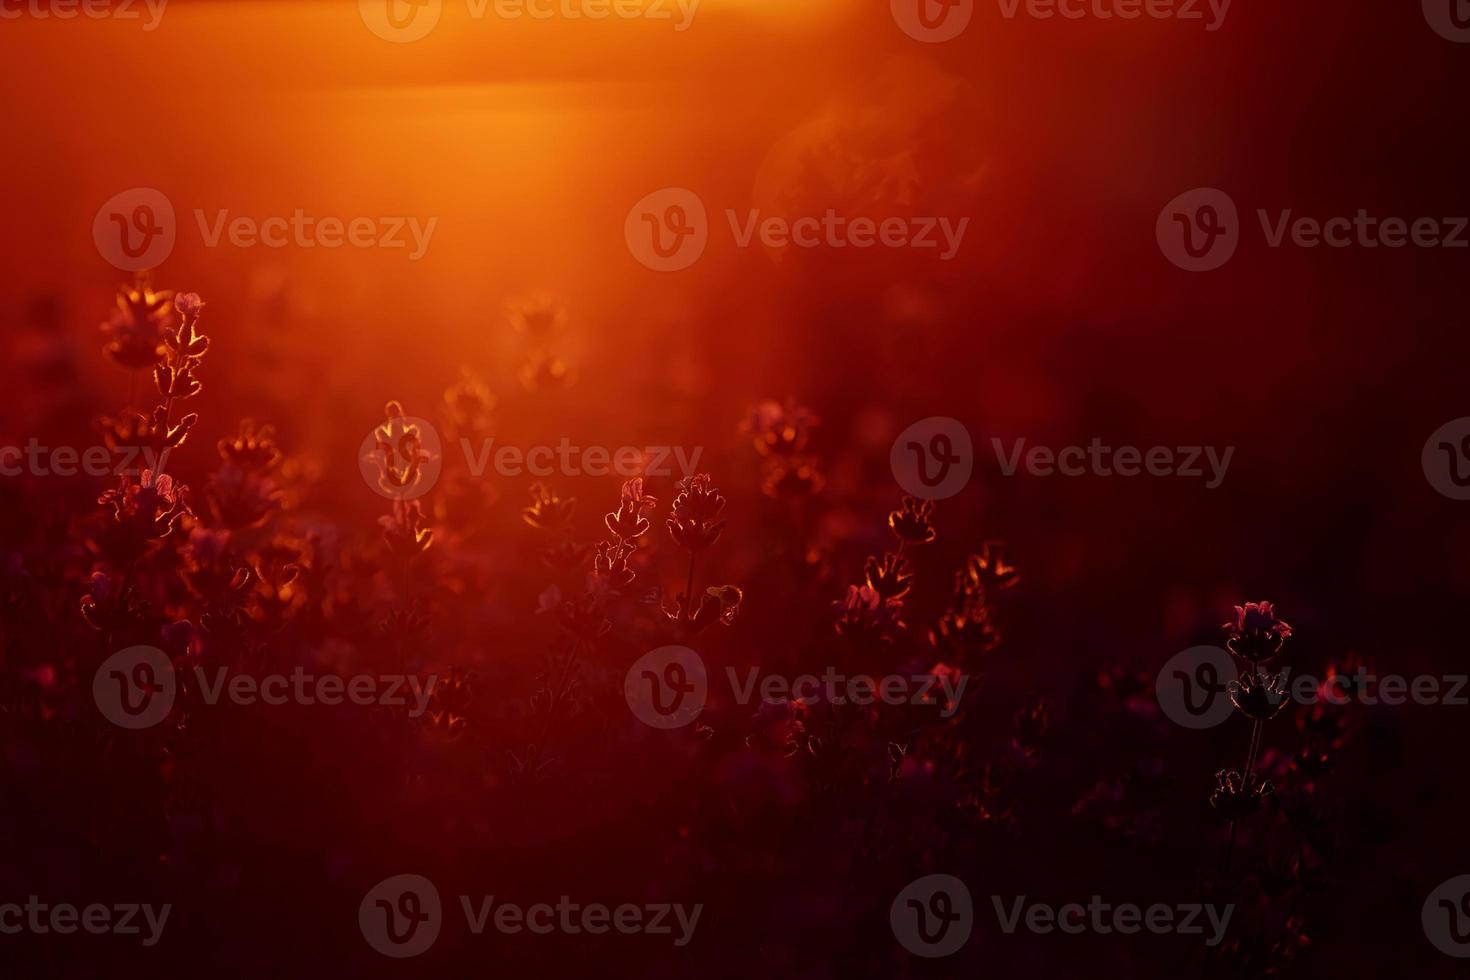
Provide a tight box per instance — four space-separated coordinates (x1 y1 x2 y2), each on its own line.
1224 718 1264 872
683 552 697 621
1243 718 1264 781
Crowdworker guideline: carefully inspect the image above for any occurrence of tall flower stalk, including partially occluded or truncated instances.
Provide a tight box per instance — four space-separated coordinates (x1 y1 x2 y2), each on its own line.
1212 600 1294 866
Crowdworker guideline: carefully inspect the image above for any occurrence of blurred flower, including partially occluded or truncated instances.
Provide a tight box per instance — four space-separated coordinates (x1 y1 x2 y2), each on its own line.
605 478 657 542
379 499 433 559
518 351 572 392
523 482 576 533
173 291 204 317
746 697 806 756
100 274 172 371
760 457 826 498
80 570 136 632
1223 601 1292 663
217 419 281 473
558 592 611 643
162 294 209 365
444 370 495 434
540 539 592 573
667 473 728 553
833 584 903 645
1229 669 1291 722
933 594 999 659
509 294 567 339
962 543 1020 593
208 463 282 530
370 401 431 498
888 496 936 544
591 541 636 593
1210 768 1273 819
687 584 743 633
98 470 190 543
863 552 913 601
743 398 819 458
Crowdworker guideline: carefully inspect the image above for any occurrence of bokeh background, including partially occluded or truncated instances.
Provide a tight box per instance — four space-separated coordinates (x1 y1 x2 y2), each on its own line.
3 0 1470 976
